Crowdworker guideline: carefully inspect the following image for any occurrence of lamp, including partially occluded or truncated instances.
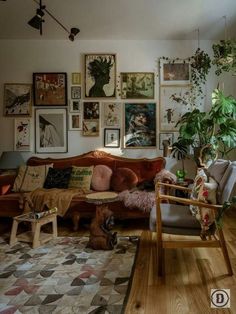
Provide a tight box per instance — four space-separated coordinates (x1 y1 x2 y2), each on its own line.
0 151 24 173
28 0 80 41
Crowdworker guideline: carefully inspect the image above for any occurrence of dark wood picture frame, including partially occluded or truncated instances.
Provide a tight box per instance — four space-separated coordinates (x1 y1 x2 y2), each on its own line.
33 72 67 106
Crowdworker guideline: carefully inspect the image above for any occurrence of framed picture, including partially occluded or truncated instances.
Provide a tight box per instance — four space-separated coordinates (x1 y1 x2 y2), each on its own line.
160 86 191 131
159 132 174 150
160 59 191 85
35 108 68 153
120 72 155 99
83 102 100 119
71 72 81 85
4 83 32 116
103 102 121 127
14 118 32 151
33 72 67 106
124 103 156 148
69 113 82 130
85 53 116 98
82 120 99 136
70 100 81 112
71 86 81 99
104 128 120 148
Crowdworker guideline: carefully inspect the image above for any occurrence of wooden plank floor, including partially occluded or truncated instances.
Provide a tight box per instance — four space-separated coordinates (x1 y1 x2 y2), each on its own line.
1 208 235 314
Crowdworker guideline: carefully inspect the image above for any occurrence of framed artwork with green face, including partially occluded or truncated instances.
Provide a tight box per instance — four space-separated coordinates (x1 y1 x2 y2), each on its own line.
84 53 116 98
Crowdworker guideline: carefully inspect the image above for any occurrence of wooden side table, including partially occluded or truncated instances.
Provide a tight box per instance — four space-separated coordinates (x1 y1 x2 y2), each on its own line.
10 213 57 249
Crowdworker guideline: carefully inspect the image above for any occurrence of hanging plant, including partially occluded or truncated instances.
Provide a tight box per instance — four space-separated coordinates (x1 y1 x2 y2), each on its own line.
212 40 236 75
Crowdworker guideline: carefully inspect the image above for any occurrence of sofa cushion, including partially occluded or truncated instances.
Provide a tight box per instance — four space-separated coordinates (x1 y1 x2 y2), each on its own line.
69 166 94 191
111 167 138 192
13 164 53 192
207 159 230 183
44 167 72 189
91 165 113 191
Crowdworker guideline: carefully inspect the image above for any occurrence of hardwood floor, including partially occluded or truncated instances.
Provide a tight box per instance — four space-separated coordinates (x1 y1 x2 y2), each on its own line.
1 209 235 313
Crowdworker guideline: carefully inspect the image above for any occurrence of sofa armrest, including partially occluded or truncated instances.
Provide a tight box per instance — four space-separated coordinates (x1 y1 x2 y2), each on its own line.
0 174 16 195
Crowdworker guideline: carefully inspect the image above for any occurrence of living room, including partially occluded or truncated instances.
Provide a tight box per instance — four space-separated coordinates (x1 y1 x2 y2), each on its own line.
0 0 236 313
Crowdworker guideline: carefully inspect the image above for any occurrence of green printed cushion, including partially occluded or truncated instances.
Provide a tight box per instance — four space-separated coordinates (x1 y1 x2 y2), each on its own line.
13 164 53 192
69 166 94 191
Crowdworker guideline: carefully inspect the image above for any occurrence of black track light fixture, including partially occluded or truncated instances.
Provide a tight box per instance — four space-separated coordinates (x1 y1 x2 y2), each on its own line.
28 0 80 41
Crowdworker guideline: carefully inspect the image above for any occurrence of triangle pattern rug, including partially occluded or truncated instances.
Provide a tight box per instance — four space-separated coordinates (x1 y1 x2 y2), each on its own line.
0 235 139 314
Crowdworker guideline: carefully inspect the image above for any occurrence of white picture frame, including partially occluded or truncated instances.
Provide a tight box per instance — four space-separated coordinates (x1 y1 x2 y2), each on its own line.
103 102 121 127
14 118 32 151
69 113 82 130
160 59 191 86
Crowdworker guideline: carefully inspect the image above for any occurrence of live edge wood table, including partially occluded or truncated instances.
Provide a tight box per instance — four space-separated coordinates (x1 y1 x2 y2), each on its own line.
85 191 118 211
9 213 57 249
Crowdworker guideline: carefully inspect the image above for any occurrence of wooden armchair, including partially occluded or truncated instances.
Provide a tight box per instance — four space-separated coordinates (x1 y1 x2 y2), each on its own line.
149 160 236 277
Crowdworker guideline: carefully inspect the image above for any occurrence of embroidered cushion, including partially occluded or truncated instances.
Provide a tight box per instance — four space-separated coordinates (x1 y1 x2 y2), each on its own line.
91 165 113 191
13 164 53 192
111 167 138 192
68 166 94 191
44 167 72 189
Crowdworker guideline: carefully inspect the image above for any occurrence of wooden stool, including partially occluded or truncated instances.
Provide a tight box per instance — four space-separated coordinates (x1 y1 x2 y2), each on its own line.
10 213 57 249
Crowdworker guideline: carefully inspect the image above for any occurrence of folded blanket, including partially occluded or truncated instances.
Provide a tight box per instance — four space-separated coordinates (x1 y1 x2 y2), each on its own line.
23 188 87 217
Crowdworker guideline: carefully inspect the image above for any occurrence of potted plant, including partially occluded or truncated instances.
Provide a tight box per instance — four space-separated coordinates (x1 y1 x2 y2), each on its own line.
172 88 236 166
212 40 236 75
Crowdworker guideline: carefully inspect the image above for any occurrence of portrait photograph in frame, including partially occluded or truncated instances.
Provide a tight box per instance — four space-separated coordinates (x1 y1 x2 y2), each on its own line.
69 113 82 130
124 103 156 148
160 59 191 85
82 120 99 136
160 85 191 132
120 72 155 99
104 128 120 148
70 100 81 112
33 72 67 106
71 86 81 99
85 53 116 98
71 72 81 85
4 83 32 117
159 132 174 150
103 102 121 127
35 108 68 153
14 118 32 151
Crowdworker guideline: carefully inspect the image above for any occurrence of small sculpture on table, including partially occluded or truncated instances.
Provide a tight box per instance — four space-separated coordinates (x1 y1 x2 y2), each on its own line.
86 192 118 250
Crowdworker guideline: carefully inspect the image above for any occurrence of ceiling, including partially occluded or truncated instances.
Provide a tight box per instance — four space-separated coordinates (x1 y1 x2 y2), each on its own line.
0 0 236 41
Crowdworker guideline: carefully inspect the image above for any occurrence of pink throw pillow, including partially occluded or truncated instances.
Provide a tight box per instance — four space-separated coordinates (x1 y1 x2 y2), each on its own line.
111 167 138 192
91 165 113 191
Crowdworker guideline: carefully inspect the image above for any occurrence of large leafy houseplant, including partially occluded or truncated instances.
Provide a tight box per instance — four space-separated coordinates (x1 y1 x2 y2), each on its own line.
172 88 236 166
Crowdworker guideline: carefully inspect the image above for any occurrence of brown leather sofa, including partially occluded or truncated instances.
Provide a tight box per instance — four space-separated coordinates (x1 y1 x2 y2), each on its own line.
0 150 165 230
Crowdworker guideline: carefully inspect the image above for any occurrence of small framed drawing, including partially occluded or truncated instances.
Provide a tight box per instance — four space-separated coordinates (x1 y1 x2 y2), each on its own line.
103 102 121 127
159 133 174 150
14 118 32 151
85 53 116 98
83 102 99 119
33 72 67 106
160 86 191 131
82 120 99 136
71 86 81 99
70 100 81 112
120 72 154 99
4 83 32 116
160 59 191 85
35 108 68 153
71 72 81 85
104 128 120 148
124 103 156 148
69 113 82 130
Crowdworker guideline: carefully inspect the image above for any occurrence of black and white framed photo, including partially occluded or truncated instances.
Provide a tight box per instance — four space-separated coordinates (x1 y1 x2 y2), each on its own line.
35 108 68 153
71 86 81 99
159 132 174 150
70 100 81 112
104 128 120 148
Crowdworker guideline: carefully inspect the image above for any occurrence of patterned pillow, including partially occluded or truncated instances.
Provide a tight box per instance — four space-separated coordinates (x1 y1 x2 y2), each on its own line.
13 164 53 192
68 166 94 191
44 167 72 189
91 165 113 191
189 169 208 215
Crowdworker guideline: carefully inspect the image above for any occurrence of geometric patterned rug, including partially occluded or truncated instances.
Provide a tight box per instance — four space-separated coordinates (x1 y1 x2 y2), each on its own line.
0 236 139 314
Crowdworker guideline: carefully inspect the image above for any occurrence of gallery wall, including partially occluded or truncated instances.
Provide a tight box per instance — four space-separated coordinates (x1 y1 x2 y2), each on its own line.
0 39 235 175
